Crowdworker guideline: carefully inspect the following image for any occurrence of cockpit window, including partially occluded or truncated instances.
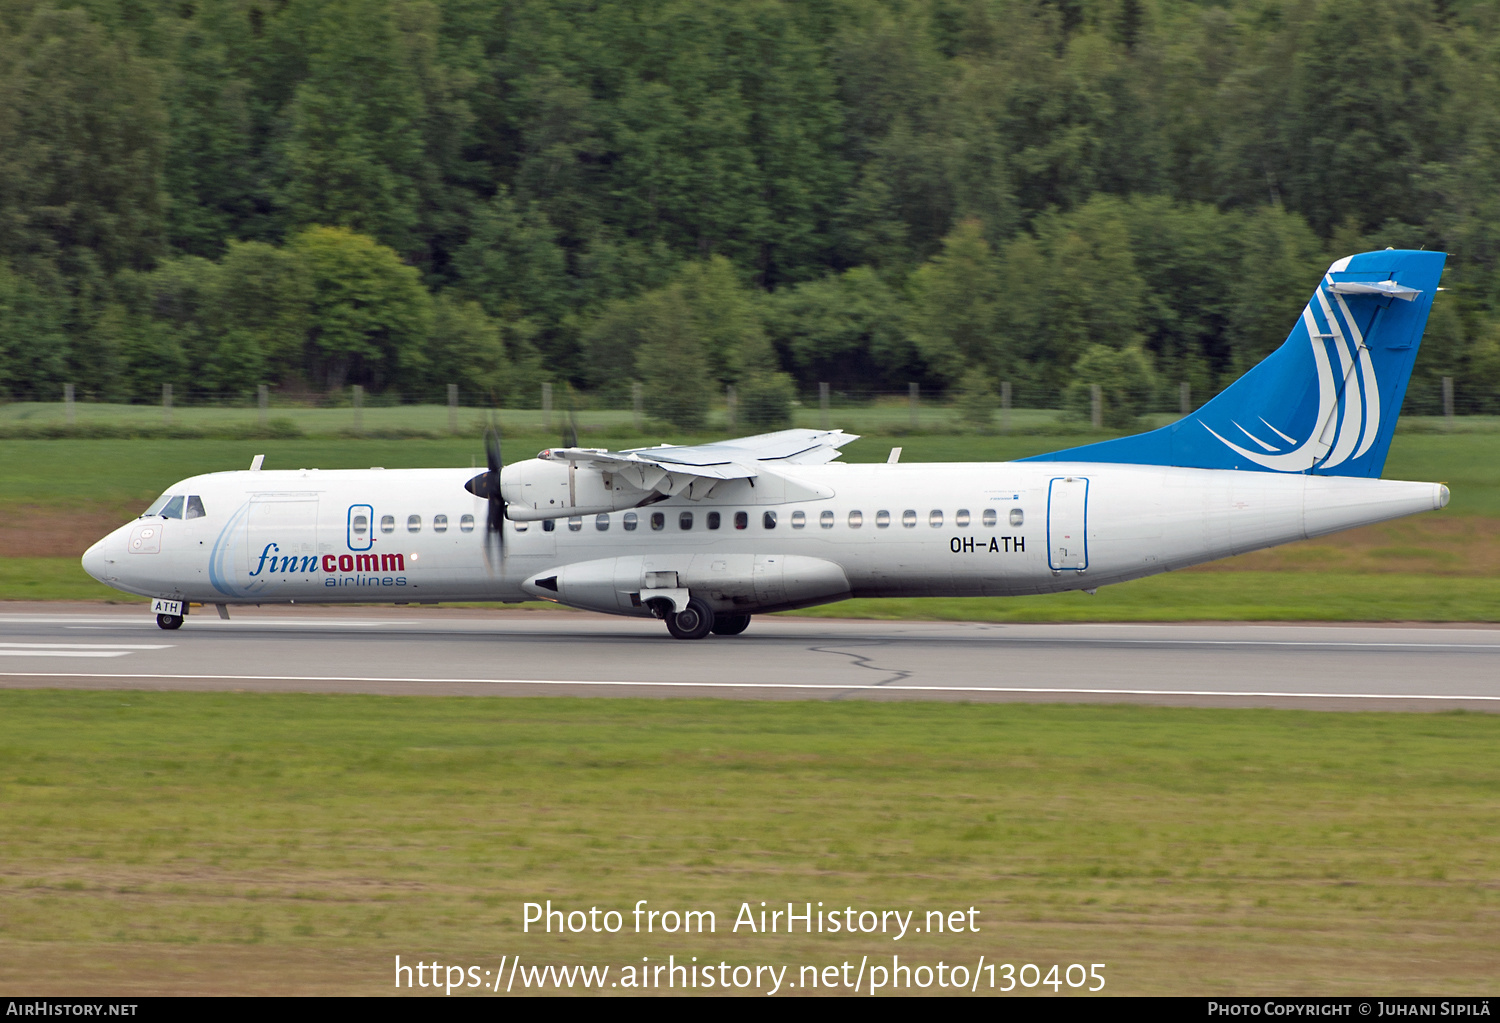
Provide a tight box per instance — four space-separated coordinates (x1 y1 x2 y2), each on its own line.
159 495 185 519
141 493 173 517
185 495 206 519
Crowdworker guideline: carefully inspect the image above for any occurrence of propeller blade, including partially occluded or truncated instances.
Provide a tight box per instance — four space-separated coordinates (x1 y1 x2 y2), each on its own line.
484 425 504 565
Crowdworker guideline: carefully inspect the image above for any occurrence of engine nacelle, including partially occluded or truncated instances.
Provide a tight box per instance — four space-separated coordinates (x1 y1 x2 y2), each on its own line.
520 554 852 616
500 456 648 521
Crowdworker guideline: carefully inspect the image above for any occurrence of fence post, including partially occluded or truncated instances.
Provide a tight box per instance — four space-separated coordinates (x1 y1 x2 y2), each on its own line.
353 384 364 435
447 383 458 434
1090 383 1103 430
632 381 643 431
909 382 919 429
1180 380 1191 415
542 381 553 433
1442 375 1454 429
258 384 268 428
64 383 74 426
726 384 737 430
1000 381 1011 435
162 382 172 426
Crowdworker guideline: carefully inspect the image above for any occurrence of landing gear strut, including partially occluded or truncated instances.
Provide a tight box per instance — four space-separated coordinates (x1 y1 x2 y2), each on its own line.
156 614 184 630
663 597 715 640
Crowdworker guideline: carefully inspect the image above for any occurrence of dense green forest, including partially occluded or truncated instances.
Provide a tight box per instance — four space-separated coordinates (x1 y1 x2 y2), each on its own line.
2 0 1500 425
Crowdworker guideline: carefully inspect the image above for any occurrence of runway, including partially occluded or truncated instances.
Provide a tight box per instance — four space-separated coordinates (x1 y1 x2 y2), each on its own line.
1 604 1497 710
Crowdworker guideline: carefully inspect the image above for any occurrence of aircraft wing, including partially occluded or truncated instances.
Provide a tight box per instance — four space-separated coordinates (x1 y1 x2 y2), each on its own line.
539 429 859 484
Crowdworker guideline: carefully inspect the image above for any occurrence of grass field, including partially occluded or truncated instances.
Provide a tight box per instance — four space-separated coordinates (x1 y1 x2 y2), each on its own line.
0 691 1495 995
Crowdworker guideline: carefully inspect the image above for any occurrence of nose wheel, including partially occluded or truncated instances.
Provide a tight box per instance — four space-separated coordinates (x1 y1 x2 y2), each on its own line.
664 597 715 640
156 613 184 630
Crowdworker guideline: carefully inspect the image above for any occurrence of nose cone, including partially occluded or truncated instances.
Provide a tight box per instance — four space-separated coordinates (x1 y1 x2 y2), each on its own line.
81 537 110 583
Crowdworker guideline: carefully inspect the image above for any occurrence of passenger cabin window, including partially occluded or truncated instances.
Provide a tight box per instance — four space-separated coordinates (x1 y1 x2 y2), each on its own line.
763 511 777 529
623 512 638 531
791 511 806 529
651 512 665 531
568 516 582 532
848 510 863 528
185 496 206 519
433 514 448 533
380 515 395 533
876 510 891 528
982 508 997 528
408 514 422 532
1010 508 1024 526
820 510 834 529
902 510 917 528
542 519 556 532
160 495 185 519
955 509 970 527
596 514 610 531
460 514 475 532
352 514 369 538
679 512 693 530
929 509 943 527
734 512 748 530
707 512 721 530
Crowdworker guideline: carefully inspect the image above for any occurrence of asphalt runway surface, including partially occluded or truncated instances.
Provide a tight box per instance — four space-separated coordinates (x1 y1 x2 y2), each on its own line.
0 604 1497 711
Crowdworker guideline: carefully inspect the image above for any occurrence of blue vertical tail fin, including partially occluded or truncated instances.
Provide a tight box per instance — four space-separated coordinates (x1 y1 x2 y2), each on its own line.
1022 249 1446 477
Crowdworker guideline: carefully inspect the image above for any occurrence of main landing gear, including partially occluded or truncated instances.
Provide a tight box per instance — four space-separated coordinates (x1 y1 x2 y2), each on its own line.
156 613 184 630
652 598 751 640
710 614 751 636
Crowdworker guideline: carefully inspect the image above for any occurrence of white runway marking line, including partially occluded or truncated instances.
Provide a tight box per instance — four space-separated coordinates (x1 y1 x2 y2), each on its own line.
0 671 1496 702
0 643 173 659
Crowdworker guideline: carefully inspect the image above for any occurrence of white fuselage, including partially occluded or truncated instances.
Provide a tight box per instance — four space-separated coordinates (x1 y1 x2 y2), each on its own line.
82 461 1448 616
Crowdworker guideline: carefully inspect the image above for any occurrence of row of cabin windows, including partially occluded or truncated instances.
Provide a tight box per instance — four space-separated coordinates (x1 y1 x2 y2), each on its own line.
531 507 1025 533
354 513 478 536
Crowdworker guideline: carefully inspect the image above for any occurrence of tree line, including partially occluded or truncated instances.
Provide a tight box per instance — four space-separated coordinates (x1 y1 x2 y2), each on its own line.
1 0 1498 428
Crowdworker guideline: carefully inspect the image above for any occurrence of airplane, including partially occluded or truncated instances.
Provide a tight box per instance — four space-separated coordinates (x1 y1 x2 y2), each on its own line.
82 248 1451 639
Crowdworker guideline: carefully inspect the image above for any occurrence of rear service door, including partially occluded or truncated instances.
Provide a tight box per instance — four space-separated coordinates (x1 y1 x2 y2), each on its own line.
1047 477 1089 571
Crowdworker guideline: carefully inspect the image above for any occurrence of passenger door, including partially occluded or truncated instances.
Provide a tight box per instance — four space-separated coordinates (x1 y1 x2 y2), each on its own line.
243 494 321 590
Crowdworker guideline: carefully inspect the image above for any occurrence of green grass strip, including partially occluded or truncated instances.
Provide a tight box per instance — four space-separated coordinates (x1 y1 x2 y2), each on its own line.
0 692 1496 992
787 571 1500 623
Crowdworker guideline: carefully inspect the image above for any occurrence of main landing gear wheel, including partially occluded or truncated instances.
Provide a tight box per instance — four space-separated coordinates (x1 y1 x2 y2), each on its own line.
710 614 751 636
156 614 184 630
664 597 715 640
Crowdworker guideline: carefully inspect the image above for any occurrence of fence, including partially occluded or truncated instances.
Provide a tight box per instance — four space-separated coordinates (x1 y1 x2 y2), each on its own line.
5 377 1498 439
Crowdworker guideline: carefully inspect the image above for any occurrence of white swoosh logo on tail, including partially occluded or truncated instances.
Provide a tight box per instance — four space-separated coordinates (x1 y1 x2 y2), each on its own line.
1203 278 1380 473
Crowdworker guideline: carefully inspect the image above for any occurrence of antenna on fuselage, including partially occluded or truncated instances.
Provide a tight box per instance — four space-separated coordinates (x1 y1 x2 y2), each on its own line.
249 454 264 471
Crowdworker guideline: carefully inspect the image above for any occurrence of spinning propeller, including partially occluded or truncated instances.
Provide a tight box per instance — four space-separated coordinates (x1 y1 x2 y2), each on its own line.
463 397 577 569
463 424 507 567
484 426 505 561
